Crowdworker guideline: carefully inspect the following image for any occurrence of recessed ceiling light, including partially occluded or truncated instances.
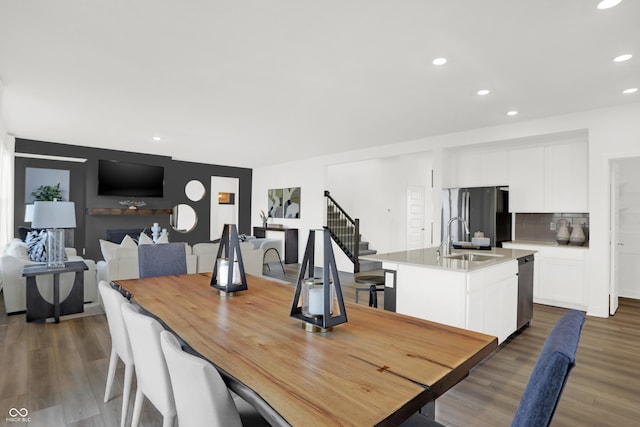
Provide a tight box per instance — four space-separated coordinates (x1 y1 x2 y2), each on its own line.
477 89 491 96
614 54 632 62
432 57 447 66
597 0 622 10
153 136 161 142
623 88 638 94
506 111 518 116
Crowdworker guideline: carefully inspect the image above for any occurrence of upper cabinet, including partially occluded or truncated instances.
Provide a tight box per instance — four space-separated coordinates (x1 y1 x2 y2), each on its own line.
448 148 509 188
508 138 588 213
445 131 588 213
507 146 545 212
544 141 588 212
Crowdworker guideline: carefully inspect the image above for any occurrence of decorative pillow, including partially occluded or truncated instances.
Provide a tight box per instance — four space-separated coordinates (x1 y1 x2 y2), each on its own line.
100 234 139 262
138 232 154 245
99 239 119 262
121 234 138 248
156 234 169 244
5 239 29 259
25 230 47 262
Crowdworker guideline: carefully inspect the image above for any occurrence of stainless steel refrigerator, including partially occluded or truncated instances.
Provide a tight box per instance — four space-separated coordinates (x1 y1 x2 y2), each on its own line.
441 187 511 247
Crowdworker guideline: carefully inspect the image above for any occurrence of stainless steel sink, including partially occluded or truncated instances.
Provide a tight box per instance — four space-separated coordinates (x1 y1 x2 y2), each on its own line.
445 253 504 262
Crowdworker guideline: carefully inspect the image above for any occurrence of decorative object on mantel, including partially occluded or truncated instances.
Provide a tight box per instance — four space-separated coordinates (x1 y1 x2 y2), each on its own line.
290 228 347 333
118 200 147 210
569 223 586 246
556 220 570 245
150 222 169 243
210 224 248 296
259 210 268 228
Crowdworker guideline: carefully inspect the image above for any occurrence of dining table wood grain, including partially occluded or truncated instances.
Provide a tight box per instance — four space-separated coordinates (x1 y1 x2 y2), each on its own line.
115 273 498 426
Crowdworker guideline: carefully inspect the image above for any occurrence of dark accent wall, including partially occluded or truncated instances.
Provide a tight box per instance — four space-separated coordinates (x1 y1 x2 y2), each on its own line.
14 139 252 261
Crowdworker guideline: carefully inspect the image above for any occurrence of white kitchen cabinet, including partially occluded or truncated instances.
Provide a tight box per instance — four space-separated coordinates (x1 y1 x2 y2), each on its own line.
393 259 519 343
395 264 468 328
545 140 588 212
466 260 518 344
450 148 509 188
508 146 545 212
538 247 586 309
508 139 588 213
502 242 586 310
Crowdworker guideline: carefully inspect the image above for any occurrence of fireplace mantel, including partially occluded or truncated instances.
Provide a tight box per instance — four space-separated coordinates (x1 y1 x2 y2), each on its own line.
86 208 172 216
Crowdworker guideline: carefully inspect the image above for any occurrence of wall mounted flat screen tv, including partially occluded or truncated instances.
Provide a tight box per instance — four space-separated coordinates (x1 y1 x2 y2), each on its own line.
98 159 164 197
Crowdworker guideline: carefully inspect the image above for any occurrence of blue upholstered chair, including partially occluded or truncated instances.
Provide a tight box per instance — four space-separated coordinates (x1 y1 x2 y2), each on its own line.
510 309 585 427
138 242 187 278
401 309 585 427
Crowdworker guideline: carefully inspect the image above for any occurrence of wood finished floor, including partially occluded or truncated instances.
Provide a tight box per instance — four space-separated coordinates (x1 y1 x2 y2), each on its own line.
1 264 639 426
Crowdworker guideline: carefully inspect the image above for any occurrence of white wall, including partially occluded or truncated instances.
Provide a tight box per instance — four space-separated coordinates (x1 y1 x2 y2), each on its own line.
0 79 16 249
254 101 640 318
327 153 433 253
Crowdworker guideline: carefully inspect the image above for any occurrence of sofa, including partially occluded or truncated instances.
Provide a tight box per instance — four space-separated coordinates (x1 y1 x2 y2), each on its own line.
0 238 98 314
96 235 197 283
192 242 264 277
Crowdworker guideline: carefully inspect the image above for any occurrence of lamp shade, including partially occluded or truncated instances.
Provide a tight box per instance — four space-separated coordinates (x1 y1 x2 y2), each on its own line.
24 204 34 222
31 201 76 229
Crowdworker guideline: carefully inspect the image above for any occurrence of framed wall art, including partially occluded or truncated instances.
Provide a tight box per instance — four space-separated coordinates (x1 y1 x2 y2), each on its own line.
268 187 301 218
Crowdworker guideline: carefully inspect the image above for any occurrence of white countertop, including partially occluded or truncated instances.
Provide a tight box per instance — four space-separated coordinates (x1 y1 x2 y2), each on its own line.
505 240 589 249
360 247 536 272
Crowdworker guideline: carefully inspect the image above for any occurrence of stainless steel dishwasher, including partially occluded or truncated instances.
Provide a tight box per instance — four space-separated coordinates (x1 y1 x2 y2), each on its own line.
517 255 534 330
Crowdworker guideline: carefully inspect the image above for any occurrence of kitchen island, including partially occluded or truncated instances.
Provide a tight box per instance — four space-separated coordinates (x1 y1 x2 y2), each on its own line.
361 247 535 344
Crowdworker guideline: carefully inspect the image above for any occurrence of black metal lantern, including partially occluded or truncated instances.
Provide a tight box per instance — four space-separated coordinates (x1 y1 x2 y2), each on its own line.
290 229 347 332
210 224 248 296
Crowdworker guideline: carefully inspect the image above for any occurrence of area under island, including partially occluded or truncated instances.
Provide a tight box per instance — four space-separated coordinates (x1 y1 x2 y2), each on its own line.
361 246 536 344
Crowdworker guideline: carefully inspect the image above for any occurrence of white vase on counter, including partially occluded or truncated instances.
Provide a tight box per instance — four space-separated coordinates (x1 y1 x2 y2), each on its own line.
569 224 586 246
556 221 570 245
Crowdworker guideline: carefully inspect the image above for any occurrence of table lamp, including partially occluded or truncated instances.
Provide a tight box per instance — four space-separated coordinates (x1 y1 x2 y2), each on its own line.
31 200 76 268
24 204 34 222
290 228 347 332
210 224 248 296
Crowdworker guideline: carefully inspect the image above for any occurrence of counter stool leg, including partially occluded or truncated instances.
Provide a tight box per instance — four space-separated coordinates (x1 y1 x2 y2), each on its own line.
369 285 379 308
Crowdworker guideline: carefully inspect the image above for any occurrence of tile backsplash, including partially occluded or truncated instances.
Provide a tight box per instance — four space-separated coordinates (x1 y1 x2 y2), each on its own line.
514 213 589 245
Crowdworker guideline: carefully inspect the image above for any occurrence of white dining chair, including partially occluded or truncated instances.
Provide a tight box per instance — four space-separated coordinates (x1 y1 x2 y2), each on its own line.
121 303 176 427
160 330 271 427
98 281 134 427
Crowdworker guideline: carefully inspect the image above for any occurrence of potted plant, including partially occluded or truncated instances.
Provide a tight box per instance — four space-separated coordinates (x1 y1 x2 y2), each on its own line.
32 183 63 201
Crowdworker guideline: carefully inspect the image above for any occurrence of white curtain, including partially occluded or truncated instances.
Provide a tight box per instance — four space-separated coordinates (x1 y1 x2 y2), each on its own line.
0 81 15 249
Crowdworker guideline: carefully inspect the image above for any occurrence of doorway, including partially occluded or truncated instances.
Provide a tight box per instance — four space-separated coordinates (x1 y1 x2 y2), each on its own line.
610 156 640 315
210 177 239 240
406 185 426 250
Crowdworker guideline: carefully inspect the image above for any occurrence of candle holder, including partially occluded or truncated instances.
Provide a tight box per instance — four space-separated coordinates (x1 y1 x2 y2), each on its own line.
210 224 248 296
290 229 347 332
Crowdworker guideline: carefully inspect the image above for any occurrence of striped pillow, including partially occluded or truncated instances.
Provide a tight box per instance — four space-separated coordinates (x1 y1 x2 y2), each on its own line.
25 229 47 262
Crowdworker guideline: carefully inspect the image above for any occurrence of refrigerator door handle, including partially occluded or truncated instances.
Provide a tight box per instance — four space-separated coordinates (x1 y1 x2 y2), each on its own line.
465 191 470 234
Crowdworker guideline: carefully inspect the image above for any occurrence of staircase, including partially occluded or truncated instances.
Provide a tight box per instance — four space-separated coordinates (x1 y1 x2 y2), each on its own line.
325 191 382 273
355 239 383 272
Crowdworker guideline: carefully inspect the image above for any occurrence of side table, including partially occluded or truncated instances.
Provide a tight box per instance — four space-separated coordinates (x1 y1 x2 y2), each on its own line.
22 261 88 323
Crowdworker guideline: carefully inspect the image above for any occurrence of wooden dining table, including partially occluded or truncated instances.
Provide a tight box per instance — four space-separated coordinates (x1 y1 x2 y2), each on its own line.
115 273 498 426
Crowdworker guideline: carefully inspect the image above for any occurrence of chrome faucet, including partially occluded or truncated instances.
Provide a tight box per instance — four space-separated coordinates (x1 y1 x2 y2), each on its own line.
439 217 470 257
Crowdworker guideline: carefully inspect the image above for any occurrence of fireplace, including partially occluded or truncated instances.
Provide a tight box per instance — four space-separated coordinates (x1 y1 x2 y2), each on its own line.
106 228 151 244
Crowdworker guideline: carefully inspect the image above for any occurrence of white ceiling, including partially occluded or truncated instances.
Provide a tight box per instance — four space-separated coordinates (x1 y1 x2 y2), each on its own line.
1 0 638 168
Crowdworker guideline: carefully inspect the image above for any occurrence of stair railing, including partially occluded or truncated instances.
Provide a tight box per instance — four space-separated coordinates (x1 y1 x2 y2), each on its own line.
324 191 360 273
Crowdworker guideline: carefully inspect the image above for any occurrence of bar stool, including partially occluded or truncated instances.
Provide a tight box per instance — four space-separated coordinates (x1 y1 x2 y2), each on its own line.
354 274 385 308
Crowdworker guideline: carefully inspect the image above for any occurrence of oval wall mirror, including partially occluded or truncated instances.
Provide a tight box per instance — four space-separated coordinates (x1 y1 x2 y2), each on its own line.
171 204 197 233
185 180 206 202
